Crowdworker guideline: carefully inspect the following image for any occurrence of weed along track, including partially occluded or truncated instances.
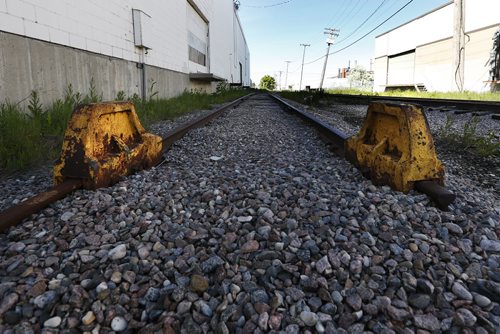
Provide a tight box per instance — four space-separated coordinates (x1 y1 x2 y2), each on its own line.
0 94 499 333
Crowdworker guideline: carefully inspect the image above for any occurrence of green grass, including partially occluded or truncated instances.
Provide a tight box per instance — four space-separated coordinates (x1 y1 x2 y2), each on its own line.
323 88 500 101
0 84 250 173
134 89 249 128
439 114 499 157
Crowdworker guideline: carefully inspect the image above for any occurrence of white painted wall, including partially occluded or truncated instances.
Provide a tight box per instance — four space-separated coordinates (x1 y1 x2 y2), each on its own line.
374 3 453 58
0 0 250 83
209 0 250 85
374 0 500 92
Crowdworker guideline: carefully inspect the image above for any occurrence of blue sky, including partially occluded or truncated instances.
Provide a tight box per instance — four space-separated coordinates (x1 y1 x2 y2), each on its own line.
237 0 450 88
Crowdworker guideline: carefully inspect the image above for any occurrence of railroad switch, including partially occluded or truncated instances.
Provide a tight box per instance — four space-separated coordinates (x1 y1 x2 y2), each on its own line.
53 102 163 189
345 101 445 193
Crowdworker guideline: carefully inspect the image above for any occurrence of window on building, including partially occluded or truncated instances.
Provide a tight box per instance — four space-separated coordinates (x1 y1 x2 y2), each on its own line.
187 3 208 67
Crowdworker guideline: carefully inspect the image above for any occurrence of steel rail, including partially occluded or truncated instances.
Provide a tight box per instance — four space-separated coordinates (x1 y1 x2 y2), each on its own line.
161 93 255 148
0 92 255 233
0 179 83 232
320 93 500 114
269 93 456 210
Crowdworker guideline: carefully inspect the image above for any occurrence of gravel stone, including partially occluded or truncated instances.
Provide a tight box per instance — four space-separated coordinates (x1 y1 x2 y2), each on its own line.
111 316 127 332
190 275 209 293
480 239 500 252
108 244 127 260
414 314 441 331
43 316 62 328
0 293 18 316
0 95 498 333
452 281 473 300
299 311 318 327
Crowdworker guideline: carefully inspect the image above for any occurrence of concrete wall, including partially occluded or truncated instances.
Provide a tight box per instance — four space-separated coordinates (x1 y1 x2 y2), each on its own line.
0 31 192 105
0 0 250 104
374 0 500 92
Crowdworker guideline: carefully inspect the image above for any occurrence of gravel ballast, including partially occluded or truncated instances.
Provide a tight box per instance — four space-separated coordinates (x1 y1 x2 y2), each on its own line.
0 94 499 333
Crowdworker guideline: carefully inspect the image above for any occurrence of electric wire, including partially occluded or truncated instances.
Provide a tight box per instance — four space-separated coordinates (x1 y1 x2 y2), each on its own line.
334 0 388 45
335 0 363 30
239 0 293 8
304 0 415 65
327 1 354 28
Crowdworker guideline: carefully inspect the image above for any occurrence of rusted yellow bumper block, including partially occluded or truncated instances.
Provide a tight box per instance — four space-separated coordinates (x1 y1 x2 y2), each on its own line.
54 102 163 189
345 101 444 192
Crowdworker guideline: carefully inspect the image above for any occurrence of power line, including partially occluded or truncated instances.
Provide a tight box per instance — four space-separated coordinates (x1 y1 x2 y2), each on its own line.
334 0 388 45
304 0 415 65
327 1 355 28
239 0 293 8
335 0 363 29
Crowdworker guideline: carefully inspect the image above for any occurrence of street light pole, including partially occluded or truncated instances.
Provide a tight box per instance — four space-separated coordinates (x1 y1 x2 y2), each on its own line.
319 28 339 90
284 61 292 90
299 44 310 91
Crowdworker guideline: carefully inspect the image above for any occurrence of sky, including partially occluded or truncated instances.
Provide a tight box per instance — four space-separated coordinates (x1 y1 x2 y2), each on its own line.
237 0 450 89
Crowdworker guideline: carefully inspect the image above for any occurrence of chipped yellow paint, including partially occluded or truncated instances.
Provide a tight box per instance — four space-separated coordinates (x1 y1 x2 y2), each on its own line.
53 102 163 189
345 101 445 192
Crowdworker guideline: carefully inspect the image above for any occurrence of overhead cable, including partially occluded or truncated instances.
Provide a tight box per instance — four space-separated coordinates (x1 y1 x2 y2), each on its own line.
334 0 388 45
304 0 415 65
239 0 293 8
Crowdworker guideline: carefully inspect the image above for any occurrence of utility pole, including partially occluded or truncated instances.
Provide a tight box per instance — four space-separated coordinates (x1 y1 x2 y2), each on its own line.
284 61 292 90
319 28 340 90
453 0 465 91
299 43 310 91
278 71 283 90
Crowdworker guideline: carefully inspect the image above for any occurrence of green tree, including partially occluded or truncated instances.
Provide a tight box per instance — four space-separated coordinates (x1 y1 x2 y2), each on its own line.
489 27 500 91
259 75 276 90
348 66 374 90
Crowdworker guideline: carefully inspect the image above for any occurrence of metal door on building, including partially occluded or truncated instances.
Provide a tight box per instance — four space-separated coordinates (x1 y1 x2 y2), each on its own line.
187 4 208 69
387 50 415 86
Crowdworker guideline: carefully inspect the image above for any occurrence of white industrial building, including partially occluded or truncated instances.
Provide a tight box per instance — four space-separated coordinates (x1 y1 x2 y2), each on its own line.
0 0 250 105
374 0 500 92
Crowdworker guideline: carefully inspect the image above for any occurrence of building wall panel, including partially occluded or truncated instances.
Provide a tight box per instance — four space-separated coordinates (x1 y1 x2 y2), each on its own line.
375 0 500 92
415 39 454 91
0 0 250 103
387 52 415 86
463 25 499 91
373 57 388 92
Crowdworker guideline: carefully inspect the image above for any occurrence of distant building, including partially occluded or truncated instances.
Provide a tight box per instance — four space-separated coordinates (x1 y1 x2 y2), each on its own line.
374 0 499 92
0 1 250 105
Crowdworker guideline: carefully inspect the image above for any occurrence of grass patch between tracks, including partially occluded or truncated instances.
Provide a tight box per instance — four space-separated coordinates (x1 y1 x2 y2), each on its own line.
0 82 250 173
280 89 500 103
439 115 500 157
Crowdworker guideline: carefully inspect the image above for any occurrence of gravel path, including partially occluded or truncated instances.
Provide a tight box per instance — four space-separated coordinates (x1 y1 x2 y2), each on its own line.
0 94 499 333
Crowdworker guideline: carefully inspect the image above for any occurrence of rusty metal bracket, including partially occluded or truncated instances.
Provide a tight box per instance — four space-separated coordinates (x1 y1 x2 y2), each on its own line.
345 101 445 193
270 94 455 209
0 93 255 232
53 102 164 189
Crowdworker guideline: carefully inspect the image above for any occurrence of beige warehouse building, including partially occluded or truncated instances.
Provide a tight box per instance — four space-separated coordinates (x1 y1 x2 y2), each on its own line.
374 0 500 93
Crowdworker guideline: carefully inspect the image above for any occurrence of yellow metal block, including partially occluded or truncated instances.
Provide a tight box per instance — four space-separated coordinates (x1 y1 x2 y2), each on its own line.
54 102 163 189
345 101 444 192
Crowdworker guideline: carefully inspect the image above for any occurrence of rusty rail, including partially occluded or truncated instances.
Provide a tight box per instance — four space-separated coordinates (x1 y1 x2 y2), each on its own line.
269 93 456 210
323 93 500 114
161 93 254 148
269 93 348 154
0 93 255 233
0 179 83 232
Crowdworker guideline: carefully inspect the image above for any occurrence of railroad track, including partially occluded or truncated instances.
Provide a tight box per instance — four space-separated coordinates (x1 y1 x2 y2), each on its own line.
0 94 498 333
323 93 500 115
